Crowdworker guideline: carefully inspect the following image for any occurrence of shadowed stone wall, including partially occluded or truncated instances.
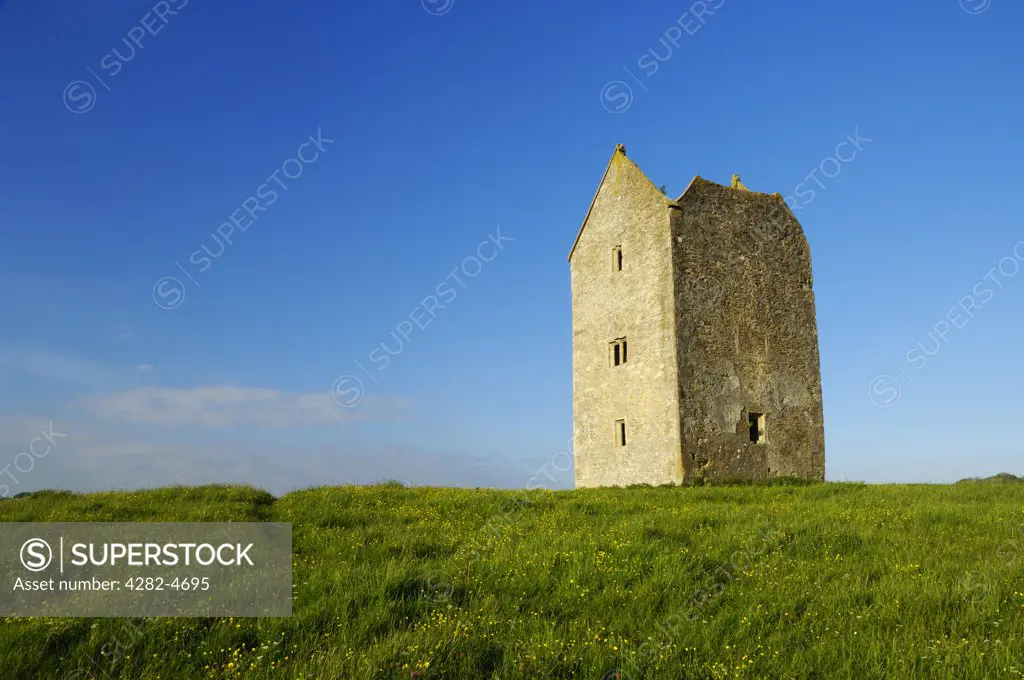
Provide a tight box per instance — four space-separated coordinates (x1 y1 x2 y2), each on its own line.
670 178 825 482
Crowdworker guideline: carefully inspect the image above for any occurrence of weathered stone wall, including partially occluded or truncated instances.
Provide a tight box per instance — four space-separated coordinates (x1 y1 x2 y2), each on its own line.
670 178 825 482
570 150 685 487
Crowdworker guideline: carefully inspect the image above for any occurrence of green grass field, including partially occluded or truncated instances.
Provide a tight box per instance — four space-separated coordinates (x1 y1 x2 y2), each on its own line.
1 481 1022 679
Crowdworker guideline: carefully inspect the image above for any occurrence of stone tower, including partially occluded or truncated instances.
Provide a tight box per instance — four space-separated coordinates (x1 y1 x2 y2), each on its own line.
569 145 825 486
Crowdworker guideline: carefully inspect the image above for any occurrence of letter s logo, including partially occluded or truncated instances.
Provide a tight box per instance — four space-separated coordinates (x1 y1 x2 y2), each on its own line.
20 538 53 572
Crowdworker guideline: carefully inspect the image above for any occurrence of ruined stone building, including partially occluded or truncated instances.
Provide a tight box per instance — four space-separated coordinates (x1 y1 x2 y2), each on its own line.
569 145 825 486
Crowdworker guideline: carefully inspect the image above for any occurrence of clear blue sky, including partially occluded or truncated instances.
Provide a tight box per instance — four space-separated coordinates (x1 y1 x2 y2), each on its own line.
0 0 1021 494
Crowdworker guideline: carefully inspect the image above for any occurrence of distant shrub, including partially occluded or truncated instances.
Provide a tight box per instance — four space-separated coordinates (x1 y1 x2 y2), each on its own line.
7 489 75 500
957 472 1023 484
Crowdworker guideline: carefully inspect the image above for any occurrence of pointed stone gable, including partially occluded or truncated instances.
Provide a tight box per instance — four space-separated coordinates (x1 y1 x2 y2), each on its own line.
567 145 671 262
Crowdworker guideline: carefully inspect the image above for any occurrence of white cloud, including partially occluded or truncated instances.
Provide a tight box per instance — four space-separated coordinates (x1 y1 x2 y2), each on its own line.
0 407 569 494
0 346 115 386
77 385 406 428
135 364 154 373
0 415 66 449
0 412 525 495
14 437 518 496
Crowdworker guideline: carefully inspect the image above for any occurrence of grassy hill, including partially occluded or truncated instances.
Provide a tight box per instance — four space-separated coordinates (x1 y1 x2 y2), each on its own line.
1 482 1022 679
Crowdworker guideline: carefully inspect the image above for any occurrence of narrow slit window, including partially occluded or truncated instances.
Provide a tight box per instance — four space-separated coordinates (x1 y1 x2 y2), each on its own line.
613 246 623 272
610 338 628 366
615 419 626 447
748 412 765 444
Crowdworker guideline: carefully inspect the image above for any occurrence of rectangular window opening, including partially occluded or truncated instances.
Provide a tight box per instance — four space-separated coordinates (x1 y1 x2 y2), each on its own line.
748 412 765 444
610 338 628 367
613 246 623 272
615 419 627 447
